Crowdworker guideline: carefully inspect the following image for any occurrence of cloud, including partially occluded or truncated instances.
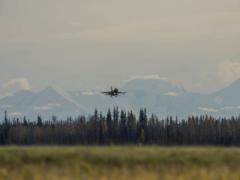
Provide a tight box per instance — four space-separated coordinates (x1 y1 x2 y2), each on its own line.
220 106 237 111
126 75 168 82
0 78 32 97
82 91 99 96
70 10 240 43
8 112 25 117
198 107 219 112
33 103 61 111
218 60 240 83
164 92 180 97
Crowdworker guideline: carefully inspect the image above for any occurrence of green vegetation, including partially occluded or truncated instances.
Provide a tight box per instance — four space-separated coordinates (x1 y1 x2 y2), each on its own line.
0 146 239 180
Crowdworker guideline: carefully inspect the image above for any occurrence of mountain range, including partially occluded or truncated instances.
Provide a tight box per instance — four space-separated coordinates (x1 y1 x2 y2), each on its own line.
1 78 240 120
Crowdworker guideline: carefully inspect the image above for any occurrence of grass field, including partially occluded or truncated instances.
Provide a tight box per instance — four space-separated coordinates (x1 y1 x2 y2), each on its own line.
0 146 239 180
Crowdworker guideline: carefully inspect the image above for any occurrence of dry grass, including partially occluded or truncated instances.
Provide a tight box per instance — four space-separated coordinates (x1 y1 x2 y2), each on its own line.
0 146 239 180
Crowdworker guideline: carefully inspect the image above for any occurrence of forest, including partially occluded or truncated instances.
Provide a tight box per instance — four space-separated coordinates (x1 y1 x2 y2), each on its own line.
0 108 240 145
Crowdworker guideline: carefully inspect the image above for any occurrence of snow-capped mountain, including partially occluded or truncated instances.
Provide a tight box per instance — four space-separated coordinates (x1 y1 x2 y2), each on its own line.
194 80 240 117
1 78 240 120
0 86 88 120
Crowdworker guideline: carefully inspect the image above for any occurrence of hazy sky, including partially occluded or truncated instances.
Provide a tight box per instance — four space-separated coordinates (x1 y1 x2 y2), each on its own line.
1 0 240 94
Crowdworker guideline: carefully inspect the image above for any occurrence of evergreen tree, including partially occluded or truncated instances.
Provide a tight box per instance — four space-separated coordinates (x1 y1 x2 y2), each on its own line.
0 108 239 146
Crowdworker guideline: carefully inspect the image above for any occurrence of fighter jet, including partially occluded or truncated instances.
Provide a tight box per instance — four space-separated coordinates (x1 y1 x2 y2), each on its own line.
101 86 126 97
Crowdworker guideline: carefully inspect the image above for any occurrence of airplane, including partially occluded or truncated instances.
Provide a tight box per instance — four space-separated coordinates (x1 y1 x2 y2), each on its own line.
101 86 126 97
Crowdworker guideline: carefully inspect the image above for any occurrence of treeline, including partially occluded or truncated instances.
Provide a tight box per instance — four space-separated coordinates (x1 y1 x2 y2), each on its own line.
0 108 240 145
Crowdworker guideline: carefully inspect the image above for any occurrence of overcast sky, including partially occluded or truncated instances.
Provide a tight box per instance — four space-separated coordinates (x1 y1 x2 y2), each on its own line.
0 0 240 94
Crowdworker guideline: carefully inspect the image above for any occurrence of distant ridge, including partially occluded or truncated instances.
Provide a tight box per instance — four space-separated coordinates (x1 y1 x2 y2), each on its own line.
1 78 240 119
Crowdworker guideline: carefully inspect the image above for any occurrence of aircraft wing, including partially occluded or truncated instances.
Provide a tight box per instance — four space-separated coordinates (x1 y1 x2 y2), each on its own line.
101 91 110 95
